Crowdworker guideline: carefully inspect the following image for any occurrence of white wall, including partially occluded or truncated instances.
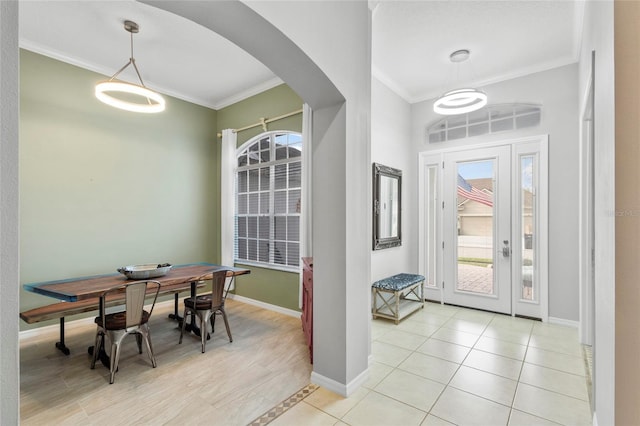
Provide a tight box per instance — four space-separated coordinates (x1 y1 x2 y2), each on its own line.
146 0 372 395
411 64 580 321
579 1 615 424
371 77 416 281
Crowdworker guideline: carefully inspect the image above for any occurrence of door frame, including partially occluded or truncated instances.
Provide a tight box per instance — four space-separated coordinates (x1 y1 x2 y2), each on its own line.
579 56 595 345
418 134 549 320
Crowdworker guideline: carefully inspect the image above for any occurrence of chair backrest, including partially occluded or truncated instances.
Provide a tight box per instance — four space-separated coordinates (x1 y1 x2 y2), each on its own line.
209 270 230 307
101 280 161 328
195 270 229 308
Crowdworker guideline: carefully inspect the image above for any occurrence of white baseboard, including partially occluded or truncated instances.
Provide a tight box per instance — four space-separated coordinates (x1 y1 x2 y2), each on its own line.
226 293 301 318
548 316 579 328
18 299 179 341
311 367 369 397
592 412 597 426
20 296 300 341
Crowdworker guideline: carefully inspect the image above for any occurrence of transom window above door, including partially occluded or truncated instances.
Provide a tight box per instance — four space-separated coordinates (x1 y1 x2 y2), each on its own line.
427 103 542 143
235 132 302 271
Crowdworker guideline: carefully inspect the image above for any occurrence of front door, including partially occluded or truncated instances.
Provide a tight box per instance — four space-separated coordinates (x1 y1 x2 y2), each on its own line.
443 146 512 314
421 137 548 318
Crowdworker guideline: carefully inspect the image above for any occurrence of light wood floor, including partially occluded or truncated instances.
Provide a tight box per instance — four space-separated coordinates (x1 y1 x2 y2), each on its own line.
19 298 312 425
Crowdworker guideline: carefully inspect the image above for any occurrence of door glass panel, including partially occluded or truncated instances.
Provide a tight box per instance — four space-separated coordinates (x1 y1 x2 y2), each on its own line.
456 160 495 294
521 155 536 301
426 165 438 288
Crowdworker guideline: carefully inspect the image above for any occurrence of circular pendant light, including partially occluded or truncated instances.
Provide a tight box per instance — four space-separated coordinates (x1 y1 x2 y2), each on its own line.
95 81 165 113
433 88 487 115
95 20 165 113
433 49 487 116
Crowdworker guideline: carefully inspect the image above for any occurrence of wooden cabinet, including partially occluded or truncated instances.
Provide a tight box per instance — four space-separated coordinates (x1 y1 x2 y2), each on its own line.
301 257 313 363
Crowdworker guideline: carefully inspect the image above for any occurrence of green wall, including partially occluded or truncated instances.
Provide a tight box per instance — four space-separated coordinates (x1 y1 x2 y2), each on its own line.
19 51 304 331
19 50 219 329
216 84 303 311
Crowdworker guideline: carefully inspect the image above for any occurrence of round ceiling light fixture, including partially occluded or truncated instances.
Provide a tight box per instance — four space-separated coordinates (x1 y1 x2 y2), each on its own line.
433 49 487 115
433 88 487 115
95 20 165 113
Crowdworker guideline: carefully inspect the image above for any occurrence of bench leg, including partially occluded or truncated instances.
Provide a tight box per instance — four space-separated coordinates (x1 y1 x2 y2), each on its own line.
55 317 71 356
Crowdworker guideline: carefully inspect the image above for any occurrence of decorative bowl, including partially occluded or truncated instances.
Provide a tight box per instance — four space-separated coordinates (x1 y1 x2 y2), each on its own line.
117 263 172 279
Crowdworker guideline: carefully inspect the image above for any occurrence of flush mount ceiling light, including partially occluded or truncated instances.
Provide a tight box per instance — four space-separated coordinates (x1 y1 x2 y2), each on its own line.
433 49 487 116
95 20 165 113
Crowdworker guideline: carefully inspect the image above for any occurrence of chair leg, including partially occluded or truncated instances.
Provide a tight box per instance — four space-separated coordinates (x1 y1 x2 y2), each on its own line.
179 308 189 344
90 330 102 369
109 333 125 384
140 326 157 368
220 309 233 343
200 312 208 353
136 333 143 354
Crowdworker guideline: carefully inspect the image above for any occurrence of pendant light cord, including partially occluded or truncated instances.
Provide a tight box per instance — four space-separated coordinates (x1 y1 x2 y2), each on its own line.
106 29 147 88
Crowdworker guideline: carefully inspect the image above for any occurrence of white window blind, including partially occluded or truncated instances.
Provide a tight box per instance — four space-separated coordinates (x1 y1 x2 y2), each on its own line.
235 132 302 270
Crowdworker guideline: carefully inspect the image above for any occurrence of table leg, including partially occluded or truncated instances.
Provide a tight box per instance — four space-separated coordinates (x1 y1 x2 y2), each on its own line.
88 297 111 369
55 317 71 355
168 293 181 321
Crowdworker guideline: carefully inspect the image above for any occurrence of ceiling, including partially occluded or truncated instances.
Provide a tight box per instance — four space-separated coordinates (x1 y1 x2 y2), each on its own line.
19 1 584 109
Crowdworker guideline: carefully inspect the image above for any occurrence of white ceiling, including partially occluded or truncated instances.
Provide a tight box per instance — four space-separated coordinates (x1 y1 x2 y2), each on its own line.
19 0 584 109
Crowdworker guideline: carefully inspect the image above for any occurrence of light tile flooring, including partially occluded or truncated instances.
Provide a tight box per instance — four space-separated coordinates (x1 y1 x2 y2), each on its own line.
272 302 593 426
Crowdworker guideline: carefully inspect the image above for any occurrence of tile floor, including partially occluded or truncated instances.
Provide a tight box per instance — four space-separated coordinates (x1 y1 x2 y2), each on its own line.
271 302 592 426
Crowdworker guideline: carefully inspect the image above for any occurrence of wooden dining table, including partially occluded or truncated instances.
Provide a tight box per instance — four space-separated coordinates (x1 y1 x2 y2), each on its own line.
23 262 250 357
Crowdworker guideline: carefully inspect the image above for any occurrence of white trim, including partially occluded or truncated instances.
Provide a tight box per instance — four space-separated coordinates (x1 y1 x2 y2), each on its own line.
226 293 300 318
593 412 598 426
18 298 178 340
578 63 595 346
19 296 301 341
548 316 579 328
418 134 549 320
19 40 283 111
310 367 369 398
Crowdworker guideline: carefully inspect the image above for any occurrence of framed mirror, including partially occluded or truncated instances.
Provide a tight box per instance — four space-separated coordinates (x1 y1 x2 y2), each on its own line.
373 163 402 250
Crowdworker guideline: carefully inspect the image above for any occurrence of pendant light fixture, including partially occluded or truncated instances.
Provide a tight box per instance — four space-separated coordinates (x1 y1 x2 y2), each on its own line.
95 20 165 113
433 49 487 116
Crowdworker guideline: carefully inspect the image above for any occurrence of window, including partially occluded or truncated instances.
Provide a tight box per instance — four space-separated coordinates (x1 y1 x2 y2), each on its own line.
427 104 542 143
235 132 302 270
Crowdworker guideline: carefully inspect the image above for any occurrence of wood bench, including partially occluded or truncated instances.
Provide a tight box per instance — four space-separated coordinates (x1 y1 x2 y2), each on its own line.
372 273 425 324
20 282 203 355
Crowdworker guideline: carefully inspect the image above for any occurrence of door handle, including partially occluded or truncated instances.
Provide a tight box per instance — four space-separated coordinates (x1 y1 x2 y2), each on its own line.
501 240 510 258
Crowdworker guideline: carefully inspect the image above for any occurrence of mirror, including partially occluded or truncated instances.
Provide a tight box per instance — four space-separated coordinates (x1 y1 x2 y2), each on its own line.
373 163 402 250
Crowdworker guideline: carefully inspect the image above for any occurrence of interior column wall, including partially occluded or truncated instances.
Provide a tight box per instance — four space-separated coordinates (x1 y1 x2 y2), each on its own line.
578 1 615 424
0 0 20 422
144 0 372 395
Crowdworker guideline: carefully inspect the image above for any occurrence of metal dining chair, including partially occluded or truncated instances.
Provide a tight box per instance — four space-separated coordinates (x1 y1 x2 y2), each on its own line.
179 269 232 353
90 280 161 384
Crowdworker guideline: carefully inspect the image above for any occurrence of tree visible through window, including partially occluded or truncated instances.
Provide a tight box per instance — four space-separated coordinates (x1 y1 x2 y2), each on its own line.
235 132 301 269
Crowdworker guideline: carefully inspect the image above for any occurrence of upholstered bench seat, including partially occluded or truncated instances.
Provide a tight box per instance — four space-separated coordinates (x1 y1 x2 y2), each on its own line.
372 273 425 324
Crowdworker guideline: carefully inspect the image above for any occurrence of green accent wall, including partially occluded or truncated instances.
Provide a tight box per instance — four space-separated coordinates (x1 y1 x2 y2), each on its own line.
19 50 219 329
19 50 304 330
216 84 303 312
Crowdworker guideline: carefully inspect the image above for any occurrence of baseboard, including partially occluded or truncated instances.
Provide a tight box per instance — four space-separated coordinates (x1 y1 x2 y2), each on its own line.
18 299 178 340
310 367 369 397
592 411 597 426
548 316 579 328
19 297 299 340
226 293 301 318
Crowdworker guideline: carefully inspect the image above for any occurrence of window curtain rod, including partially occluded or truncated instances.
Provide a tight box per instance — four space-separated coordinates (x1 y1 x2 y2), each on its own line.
217 108 303 138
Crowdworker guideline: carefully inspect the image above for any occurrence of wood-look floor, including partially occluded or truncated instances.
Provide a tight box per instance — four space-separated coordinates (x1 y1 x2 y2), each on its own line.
20 298 312 425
